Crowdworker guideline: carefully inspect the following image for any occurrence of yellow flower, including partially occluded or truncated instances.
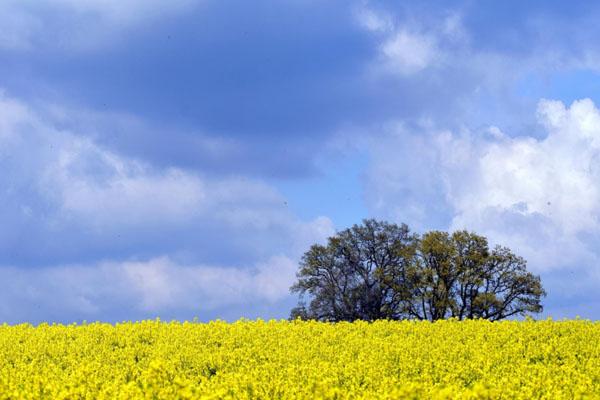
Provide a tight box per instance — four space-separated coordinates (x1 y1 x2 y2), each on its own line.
0 318 597 398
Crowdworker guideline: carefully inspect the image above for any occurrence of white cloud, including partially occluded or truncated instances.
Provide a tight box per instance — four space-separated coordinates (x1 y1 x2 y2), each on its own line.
0 91 336 321
355 5 468 76
451 99 600 237
0 90 32 135
0 253 302 323
0 91 334 235
355 7 393 33
365 98 600 277
0 93 207 230
380 30 438 74
122 254 298 311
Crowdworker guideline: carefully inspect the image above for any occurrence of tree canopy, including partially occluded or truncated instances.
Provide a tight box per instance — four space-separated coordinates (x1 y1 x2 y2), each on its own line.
290 219 545 322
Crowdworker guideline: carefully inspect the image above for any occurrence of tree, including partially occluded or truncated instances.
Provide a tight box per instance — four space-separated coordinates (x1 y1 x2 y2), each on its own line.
290 220 546 322
404 230 546 321
290 219 418 322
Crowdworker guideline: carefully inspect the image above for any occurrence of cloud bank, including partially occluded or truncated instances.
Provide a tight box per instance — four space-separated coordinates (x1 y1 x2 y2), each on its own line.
0 91 334 323
364 98 600 317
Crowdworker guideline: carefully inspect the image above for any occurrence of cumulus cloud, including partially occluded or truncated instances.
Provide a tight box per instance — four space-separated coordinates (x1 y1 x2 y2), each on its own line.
0 254 302 324
0 91 332 241
365 98 600 277
358 9 439 75
0 91 335 321
353 3 600 318
355 5 467 76
450 99 600 251
379 30 438 74
124 254 299 310
0 93 207 231
351 3 600 138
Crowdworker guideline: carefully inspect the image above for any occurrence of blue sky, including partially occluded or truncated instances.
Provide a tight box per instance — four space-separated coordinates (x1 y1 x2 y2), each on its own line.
2 0 600 323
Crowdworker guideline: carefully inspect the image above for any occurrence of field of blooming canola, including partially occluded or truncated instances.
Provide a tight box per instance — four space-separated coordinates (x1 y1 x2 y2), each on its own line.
0 318 598 399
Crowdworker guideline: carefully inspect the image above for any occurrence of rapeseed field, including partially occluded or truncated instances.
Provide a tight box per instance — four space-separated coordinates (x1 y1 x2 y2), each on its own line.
0 318 598 399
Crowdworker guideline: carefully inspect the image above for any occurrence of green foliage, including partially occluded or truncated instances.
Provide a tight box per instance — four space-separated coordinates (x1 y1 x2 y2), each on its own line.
290 219 545 322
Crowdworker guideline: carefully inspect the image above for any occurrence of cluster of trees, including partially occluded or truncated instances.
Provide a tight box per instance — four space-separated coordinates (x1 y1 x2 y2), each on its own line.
290 219 545 322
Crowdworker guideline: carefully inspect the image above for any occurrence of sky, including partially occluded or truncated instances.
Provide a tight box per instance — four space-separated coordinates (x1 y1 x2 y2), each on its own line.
2 0 600 323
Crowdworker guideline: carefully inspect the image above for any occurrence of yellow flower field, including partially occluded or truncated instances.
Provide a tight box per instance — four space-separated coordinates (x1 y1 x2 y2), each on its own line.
0 318 598 399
